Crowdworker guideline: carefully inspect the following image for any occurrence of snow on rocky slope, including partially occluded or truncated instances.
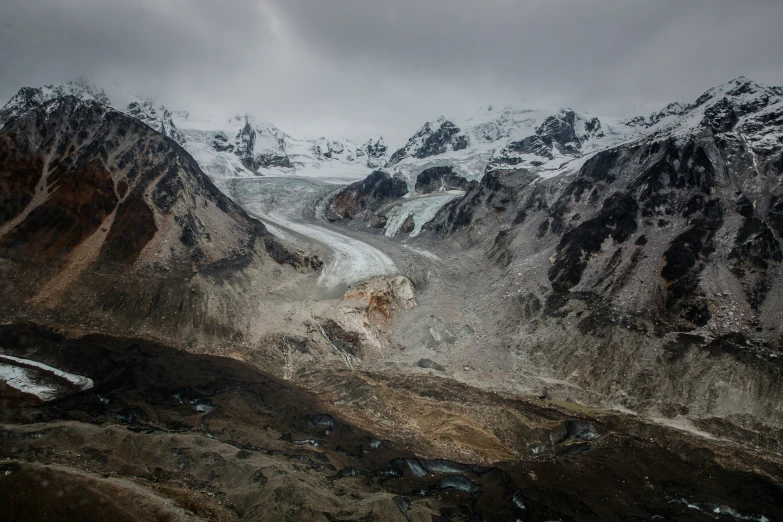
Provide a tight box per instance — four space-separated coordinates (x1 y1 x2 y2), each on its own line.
0 79 389 181
384 105 638 190
330 79 783 238
172 111 390 179
414 76 783 426
382 76 783 195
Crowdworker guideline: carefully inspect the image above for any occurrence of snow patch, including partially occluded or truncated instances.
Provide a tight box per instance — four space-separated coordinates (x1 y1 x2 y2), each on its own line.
0 355 94 401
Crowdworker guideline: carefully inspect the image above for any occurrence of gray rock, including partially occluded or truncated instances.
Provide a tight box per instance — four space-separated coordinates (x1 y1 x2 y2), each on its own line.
415 358 445 372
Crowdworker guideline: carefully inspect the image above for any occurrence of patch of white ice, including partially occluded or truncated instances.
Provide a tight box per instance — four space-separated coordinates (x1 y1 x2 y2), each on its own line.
0 355 94 401
384 191 464 238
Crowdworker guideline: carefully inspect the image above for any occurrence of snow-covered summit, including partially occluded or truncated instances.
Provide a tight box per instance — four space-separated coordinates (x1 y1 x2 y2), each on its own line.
0 78 184 144
171 112 390 180
639 77 783 156
0 79 109 125
384 105 636 188
3 76 779 187
383 77 783 190
0 78 390 181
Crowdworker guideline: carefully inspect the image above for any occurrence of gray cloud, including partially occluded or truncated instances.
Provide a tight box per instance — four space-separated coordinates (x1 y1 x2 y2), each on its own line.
1 0 782 143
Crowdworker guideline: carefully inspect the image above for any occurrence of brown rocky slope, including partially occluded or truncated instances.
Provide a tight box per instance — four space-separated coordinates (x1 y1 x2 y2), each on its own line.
0 94 318 351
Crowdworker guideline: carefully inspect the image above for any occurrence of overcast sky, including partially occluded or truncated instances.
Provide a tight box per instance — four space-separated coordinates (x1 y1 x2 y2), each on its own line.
1 0 782 144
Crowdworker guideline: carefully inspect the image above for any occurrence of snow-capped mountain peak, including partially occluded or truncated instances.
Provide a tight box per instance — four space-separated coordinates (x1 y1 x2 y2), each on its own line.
384 104 636 190
0 79 391 180
381 76 783 192
0 78 109 125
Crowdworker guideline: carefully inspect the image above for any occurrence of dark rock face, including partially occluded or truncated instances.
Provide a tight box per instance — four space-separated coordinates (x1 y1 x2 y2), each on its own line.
732 217 783 269
233 121 255 164
365 138 387 159
387 119 468 166
429 77 783 341
506 135 555 160
250 152 291 169
319 319 363 356
537 110 581 154
126 100 185 144
426 169 539 237
400 215 415 234
0 144 47 229
415 166 472 193
100 192 157 264
630 140 717 200
211 133 234 152
661 199 723 285
360 137 389 168
549 192 639 292
489 110 605 170
328 170 408 221
415 358 446 372
414 120 464 158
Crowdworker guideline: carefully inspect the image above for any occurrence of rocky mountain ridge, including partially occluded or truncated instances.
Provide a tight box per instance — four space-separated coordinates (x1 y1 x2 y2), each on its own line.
380 77 782 196
0 79 390 180
382 104 636 192
326 77 783 439
0 91 324 357
2 76 783 521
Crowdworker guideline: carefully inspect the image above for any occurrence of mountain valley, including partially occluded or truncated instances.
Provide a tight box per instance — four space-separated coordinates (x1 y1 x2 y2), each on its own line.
1 77 782 521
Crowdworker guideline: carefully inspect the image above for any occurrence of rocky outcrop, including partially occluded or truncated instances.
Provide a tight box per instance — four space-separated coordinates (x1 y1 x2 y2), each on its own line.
489 110 606 169
426 169 539 238
233 119 291 171
359 137 389 168
327 170 408 221
387 118 469 166
414 166 472 193
548 192 639 292
126 99 185 144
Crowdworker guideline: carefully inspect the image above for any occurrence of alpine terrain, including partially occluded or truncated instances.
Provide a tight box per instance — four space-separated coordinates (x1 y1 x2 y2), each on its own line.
1 76 782 522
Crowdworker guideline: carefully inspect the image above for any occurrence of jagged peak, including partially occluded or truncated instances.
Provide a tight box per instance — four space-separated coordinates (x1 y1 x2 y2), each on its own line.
692 76 778 107
365 135 386 145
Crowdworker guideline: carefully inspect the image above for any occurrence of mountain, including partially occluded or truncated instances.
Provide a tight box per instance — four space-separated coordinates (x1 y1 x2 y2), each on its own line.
382 77 782 196
0 79 388 181
328 77 783 435
326 106 635 235
383 105 636 191
172 112 389 179
2 76 783 521
0 91 319 351
0 78 111 126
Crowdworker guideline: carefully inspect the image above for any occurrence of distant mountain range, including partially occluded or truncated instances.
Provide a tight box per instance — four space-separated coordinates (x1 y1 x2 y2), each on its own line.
0 78 390 180
6 77 780 191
